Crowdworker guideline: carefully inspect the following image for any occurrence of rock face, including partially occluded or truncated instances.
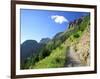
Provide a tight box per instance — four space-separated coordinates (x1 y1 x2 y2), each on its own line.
68 16 84 29
76 26 90 66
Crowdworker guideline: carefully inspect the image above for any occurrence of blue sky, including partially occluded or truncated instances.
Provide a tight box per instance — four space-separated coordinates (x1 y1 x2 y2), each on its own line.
20 9 89 43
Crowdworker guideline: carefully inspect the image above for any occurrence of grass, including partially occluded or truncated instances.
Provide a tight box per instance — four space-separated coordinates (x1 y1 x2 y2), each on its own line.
31 43 69 69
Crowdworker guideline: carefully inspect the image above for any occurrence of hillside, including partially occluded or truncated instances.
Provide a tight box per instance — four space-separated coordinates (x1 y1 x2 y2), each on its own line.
21 15 90 69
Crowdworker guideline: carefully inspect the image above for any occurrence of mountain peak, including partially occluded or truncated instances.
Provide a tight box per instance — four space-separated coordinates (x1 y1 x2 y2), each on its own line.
40 38 51 44
22 40 38 44
68 16 84 29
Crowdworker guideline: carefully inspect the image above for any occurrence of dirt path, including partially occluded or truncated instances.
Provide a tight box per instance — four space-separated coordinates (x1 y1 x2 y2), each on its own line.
65 47 83 67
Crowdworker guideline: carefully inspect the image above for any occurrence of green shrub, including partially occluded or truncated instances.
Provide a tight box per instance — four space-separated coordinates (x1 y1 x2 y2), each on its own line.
55 58 60 63
73 31 82 38
74 33 80 38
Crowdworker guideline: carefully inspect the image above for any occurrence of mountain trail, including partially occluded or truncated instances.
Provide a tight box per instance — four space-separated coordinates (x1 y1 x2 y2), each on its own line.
65 46 83 67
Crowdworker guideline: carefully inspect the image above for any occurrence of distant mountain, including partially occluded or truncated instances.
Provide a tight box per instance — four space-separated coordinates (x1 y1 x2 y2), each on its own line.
21 38 51 64
53 32 63 40
21 40 39 64
40 38 51 44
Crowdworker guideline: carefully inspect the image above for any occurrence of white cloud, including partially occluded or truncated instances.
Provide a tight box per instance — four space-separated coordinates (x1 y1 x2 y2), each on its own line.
51 15 69 24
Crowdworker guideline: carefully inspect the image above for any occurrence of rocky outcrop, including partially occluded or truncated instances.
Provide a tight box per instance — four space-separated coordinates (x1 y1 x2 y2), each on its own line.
69 16 84 29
